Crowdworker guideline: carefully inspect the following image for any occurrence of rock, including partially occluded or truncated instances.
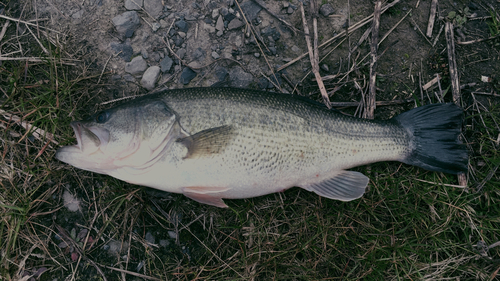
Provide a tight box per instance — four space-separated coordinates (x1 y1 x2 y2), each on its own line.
239 1 262 22
216 30 223 37
193 47 206 61
224 12 236 22
175 19 188 32
160 56 173 72
176 48 186 60
212 8 219 19
229 66 253 88
261 26 280 41
203 23 216 33
141 66 160 90
125 0 143 10
123 74 135 82
141 49 149 59
109 41 133 61
144 0 163 19
287 7 294 14
321 64 329 72
167 231 177 239
159 240 170 247
319 4 335 17
291 45 300 53
215 66 228 81
125 56 147 75
228 18 244 30
173 35 184 47
179 67 197 84
257 77 268 89
71 10 84 19
254 53 260 58
152 22 161 32
160 19 168 28
145 232 155 244
216 15 224 31
212 51 220 59
268 46 276 55
112 11 140 39
178 31 186 38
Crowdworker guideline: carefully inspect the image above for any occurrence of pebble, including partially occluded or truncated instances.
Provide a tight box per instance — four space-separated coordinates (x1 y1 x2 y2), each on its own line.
228 18 244 30
321 64 329 72
215 66 228 81
203 23 216 33
291 45 300 53
71 10 84 19
254 53 260 58
319 4 335 17
167 231 177 239
216 30 223 37
144 0 163 19
111 11 140 39
212 51 220 59
175 19 188 32
178 31 186 38
109 41 133 61
123 74 135 82
176 48 186 60
212 8 219 19
239 1 262 22
179 67 197 84
125 56 147 75
145 232 155 244
125 0 142 10
193 47 206 61
159 240 170 247
216 15 224 31
229 66 253 88
160 19 168 28
141 66 160 90
160 56 173 72
152 22 161 32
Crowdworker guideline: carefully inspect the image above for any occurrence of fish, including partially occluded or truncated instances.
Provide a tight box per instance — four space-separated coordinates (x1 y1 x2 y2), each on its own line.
55 87 468 207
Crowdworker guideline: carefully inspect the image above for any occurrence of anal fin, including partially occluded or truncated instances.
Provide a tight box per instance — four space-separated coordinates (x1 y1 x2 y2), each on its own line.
301 171 369 202
182 186 230 208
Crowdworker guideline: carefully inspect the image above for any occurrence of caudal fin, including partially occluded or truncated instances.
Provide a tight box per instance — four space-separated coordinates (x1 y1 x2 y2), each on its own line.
394 103 468 174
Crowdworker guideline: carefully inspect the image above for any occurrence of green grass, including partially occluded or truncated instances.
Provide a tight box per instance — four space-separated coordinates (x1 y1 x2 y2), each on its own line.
1 4 500 281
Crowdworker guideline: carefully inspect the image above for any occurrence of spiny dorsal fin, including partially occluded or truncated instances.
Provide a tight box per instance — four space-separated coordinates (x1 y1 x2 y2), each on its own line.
178 125 237 159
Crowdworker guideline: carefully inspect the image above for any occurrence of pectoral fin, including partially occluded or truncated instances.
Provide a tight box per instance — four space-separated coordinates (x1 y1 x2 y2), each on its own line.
178 125 236 159
182 186 230 208
301 171 369 201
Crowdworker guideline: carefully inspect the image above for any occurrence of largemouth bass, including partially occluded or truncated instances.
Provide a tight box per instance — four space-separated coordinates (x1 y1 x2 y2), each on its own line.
55 87 468 207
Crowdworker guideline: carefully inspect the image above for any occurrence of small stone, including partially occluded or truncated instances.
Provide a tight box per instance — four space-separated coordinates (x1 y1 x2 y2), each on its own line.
212 8 219 19
167 231 177 239
178 31 186 38
212 51 220 59
145 232 155 244
228 18 244 30
141 49 149 59
176 48 186 60
160 56 173 72
229 66 253 88
125 0 143 10
141 66 161 90
144 0 163 19
215 66 228 81
152 22 161 32
160 19 168 28
203 23 216 33
125 56 147 75
216 30 223 37
123 74 135 82
291 45 300 53
179 67 197 84
110 42 133 61
321 64 329 72
193 47 206 61
175 19 188 32
254 53 260 58
71 10 84 19
268 46 276 55
319 4 335 17
287 7 293 14
239 1 262 22
112 11 140 39
159 240 170 247
283 2 289 8
216 15 224 31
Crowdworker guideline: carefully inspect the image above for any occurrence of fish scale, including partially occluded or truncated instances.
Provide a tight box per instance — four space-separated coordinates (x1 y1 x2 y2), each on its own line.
56 87 468 207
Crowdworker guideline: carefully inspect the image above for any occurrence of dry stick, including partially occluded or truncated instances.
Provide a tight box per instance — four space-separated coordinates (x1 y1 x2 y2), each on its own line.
235 0 281 92
0 20 10 42
432 24 444 47
0 14 64 35
426 0 438 37
301 3 330 108
456 34 500 45
250 0 299 35
444 21 467 187
277 0 401 72
364 1 381 119
331 98 414 108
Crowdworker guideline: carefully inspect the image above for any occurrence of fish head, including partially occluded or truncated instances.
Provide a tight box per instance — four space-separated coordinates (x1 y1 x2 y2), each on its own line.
55 99 181 174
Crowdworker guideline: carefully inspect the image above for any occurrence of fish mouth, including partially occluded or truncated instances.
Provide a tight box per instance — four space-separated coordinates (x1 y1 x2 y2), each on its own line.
70 121 84 150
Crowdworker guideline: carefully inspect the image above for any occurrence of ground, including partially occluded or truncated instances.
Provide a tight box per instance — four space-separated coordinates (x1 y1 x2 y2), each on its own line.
1 0 499 280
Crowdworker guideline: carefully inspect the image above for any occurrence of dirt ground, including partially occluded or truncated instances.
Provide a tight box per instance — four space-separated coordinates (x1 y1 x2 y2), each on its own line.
1 0 500 279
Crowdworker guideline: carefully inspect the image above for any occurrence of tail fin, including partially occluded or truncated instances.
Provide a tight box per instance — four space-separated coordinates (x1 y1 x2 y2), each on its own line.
394 103 468 174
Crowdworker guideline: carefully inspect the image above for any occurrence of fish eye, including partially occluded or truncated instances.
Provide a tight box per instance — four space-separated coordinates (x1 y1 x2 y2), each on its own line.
95 111 108 123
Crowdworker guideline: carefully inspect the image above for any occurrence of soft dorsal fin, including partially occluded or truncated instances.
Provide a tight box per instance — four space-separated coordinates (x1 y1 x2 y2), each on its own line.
177 125 237 159
300 170 369 201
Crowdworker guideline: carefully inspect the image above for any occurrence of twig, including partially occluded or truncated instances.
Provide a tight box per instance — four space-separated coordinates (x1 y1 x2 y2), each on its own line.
301 3 330 108
426 0 438 37
250 0 298 35
444 22 461 104
364 1 381 119
0 20 10 42
432 24 444 46
0 14 65 34
277 0 401 72
331 98 414 108
456 34 500 45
